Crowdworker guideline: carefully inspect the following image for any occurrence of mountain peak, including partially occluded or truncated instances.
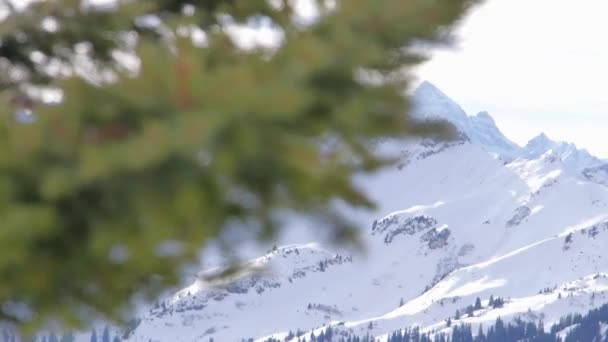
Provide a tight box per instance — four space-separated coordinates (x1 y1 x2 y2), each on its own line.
411 80 471 135
527 132 553 147
416 80 439 91
411 82 521 161
524 133 603 171
474 111 495 123
413 81 450 100
525 133 557 158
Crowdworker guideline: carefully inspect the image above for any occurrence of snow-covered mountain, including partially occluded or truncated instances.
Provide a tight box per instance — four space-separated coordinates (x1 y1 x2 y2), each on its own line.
411 81 522 161
411 81 605 174
523 132 604 172
122 83 608 342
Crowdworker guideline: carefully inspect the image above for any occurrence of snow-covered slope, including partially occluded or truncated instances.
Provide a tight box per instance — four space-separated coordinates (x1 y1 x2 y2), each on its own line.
122 84 608 342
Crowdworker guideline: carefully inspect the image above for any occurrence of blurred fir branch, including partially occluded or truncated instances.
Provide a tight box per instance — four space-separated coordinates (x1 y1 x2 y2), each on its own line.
0 0 478 330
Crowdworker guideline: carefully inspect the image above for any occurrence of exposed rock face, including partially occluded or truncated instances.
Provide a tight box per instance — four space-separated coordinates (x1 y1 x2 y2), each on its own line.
506 205 531 227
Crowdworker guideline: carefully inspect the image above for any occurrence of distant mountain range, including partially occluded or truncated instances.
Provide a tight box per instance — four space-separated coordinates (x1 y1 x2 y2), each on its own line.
113 82 608 342
412 81 606 172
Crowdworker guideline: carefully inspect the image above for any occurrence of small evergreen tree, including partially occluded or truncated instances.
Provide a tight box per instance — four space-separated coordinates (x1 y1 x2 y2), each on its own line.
101 326 111 342
466 305 475 317
492 297 505 309
325 327 333 340
60 332 75 342
474 297 482 310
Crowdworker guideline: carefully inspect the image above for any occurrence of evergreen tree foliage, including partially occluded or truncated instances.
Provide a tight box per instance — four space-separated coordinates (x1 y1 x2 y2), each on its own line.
474 298 482 311
491 297 505 309
59 332 75 342
466 305 475 318
101 326 110 342
0 0 479 328
334 302 608 342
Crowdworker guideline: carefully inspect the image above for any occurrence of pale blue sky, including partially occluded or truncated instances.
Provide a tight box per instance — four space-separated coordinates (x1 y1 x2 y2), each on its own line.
416 0 608 158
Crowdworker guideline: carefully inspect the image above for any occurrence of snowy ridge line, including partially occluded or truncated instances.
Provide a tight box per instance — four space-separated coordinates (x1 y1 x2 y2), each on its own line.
119 82 608 342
